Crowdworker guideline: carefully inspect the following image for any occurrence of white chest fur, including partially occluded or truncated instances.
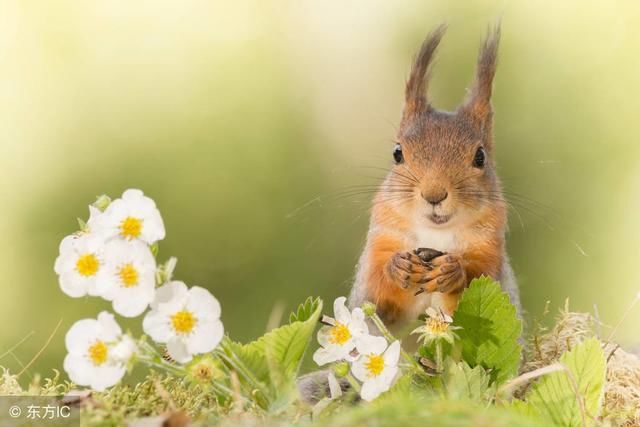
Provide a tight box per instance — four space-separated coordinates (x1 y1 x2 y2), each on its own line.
412 224 459 253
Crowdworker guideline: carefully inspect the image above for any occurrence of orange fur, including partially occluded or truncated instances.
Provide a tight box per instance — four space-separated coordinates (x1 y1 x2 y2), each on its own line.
349 25 519 326
360 197 506 320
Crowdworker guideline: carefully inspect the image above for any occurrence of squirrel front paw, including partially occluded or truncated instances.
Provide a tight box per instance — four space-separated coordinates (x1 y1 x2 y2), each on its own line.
385 251 433 290
421 254 467 294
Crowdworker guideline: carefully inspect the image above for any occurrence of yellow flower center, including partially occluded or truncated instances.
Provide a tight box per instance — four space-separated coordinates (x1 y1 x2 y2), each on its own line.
426 317 449 335
76 253 99 277
365 354 385 377
120 216 143 239
171 310 197 334
88 341 108 366
329 322 351 345
194 364 212 381
118 264 139 287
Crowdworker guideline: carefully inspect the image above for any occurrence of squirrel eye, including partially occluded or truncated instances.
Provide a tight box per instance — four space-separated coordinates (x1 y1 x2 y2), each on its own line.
473 146 485 168
393 144 404 164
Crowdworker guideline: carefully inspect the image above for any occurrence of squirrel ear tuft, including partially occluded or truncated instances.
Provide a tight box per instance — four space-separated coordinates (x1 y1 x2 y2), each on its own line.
460 24 501 124
403 24 447 120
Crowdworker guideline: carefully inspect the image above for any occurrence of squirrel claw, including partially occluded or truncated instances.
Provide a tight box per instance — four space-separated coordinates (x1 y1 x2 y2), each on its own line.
387 251 433 290
415 254 466 295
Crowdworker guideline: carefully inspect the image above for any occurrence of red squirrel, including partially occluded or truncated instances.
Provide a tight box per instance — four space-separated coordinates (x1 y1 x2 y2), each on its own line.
348 24 520 329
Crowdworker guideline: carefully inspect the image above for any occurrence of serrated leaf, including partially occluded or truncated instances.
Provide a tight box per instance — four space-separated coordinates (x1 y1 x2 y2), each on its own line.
439 359 492 401
221 298 323 410
525 338 606 426
453 276 522 384
289 296 321 323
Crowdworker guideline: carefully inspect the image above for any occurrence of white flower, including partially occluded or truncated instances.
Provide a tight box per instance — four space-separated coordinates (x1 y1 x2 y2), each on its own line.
411 307 461 346
63 312 134 391
351 340 400 402
313 297 385 366
54 233 106 298
96 239 157 317
100 189 165 244
142 281 224 364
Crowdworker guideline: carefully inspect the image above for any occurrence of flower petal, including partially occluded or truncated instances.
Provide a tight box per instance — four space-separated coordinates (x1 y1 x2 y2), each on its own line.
333 297 350 324
97 311 122 342
140 209 165 244
151 281 188 312
112 293 151 318
313 348 338 366
350 357 368 382
122 188 145 202
383 341 401 366
142 311 172 343
65 319 99 354
355 334 387 356
63 354 94 385
91 365 126 391
167 337 192 364
348 308 369 335
185 319 224 354
360 379 382 402
59 273 89 298
185 286 221 320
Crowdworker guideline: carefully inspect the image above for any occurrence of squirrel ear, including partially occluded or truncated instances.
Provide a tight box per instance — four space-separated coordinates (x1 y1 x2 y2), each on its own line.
402 24 447 120
460 24 501 124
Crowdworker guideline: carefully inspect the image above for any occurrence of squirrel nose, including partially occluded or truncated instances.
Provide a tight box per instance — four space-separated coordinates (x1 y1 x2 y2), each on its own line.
422 190 448 206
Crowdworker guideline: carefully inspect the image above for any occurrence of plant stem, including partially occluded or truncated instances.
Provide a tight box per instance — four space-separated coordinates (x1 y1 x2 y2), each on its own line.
435 341 443 372
345 373 361 393
369 314 394 342
138 356 185 377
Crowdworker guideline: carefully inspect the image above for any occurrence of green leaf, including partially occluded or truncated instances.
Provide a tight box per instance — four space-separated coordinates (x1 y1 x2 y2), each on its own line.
289 296 321 323
221 298 323 410
452 276 522 384
264 305 321 385
525 338 606 426
438 359 493 401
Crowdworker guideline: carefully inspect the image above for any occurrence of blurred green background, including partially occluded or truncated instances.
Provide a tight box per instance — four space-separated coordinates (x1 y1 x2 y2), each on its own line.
2 0 640 381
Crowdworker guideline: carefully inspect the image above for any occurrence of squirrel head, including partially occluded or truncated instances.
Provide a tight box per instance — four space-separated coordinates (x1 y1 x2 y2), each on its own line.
386 24 505 228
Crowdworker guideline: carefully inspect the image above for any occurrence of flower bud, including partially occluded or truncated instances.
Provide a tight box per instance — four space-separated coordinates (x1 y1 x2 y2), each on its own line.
93 194 112 212
187 356 224 384
362 302 377 318
332 362 350 378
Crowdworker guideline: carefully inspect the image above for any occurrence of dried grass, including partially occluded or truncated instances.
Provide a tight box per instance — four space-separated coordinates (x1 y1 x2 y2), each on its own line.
522 303 640 426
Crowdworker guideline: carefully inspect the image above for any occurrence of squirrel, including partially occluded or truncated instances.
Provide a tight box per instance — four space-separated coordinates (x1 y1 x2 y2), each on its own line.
348 24 521 331
299 24 521 404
